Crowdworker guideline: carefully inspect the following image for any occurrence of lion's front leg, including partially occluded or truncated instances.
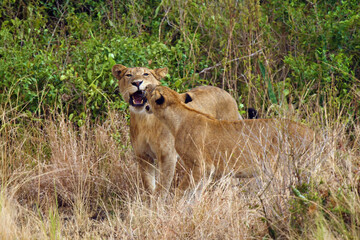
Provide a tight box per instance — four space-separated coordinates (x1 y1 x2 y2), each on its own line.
137 156 156 194
155 150 177 196
176 160 202 193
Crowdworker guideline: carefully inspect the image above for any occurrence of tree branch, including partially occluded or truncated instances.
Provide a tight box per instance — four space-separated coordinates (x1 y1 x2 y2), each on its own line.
198 49 264 75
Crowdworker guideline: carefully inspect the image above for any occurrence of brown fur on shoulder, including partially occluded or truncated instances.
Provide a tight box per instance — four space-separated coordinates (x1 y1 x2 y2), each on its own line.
146 85 316 192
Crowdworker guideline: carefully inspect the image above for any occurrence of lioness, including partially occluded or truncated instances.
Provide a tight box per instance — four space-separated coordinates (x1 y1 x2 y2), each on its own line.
112 64 241 195
145 85 316 191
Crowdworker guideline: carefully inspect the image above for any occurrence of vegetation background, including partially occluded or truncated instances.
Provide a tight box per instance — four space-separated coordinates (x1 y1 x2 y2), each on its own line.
1 0 360 239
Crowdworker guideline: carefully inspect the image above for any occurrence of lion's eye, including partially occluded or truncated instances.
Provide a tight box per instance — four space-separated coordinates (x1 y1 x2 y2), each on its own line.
143 73 149 76
125 74 132 77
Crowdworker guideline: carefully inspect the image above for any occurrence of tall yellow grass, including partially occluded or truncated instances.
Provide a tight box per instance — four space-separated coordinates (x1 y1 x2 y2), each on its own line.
0 107 359 239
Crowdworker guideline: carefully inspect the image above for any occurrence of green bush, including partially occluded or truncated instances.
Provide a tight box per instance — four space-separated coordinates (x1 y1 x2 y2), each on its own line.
0 0 198 124
1 0 359 123
263 0 359 113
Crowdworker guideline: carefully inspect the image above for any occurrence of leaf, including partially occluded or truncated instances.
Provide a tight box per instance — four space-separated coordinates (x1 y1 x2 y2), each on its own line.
109 57 116 67
292 186 308 202
259 61 277 105
283 89 290 97
87 70 93 80
101 81 106 89
154 0 163 18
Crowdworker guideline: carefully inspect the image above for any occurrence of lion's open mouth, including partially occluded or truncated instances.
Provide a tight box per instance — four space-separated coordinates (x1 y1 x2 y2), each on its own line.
129 91 147 107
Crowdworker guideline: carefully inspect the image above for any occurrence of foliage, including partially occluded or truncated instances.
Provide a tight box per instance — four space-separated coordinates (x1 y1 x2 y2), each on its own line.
290 182 360 239
1 0 359 123
0 0 196 124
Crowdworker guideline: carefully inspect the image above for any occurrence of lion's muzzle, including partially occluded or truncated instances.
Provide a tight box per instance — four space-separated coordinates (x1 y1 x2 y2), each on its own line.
129 90 147 107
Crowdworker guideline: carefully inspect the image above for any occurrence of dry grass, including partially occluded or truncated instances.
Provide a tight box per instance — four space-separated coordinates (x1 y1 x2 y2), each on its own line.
0 106 359 239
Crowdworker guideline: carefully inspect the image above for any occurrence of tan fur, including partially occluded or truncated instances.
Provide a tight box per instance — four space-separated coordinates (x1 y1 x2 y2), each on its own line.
146 86 316 192
112 64 240 195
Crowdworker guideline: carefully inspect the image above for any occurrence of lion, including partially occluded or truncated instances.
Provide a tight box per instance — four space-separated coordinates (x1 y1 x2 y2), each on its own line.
145 85 316 192
112 64 241 195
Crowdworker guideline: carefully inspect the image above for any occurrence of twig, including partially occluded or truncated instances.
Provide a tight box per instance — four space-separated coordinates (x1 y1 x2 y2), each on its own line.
322 61 360 83
158 7 171 42
47 0 70 51
198 49 264 75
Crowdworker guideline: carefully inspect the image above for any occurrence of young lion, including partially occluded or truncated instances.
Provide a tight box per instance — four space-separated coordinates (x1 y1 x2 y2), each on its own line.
112 64 241 195
145 85 316 192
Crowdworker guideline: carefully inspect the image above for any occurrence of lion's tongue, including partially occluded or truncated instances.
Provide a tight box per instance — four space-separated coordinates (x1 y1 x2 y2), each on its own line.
133 94 143 104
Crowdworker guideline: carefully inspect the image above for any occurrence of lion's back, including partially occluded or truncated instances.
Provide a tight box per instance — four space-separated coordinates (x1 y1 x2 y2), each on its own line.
184 86 241 121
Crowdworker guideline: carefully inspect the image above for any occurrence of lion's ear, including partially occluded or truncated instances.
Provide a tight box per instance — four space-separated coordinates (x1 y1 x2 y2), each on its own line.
153 67 168 80
112 64 128 80
247 108 259 119
179 93 193 104
155 95 165 105
154 90 165 105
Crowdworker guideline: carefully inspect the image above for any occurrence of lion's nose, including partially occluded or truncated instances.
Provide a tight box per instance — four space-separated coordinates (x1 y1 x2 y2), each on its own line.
131 81 143 87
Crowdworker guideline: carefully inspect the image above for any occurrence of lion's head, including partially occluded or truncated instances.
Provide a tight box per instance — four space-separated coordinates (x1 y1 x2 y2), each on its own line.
112 64 168 113
145 85 182 113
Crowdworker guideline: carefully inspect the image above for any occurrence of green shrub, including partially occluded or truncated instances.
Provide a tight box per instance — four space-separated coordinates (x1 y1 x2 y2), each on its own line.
1 0 359 123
